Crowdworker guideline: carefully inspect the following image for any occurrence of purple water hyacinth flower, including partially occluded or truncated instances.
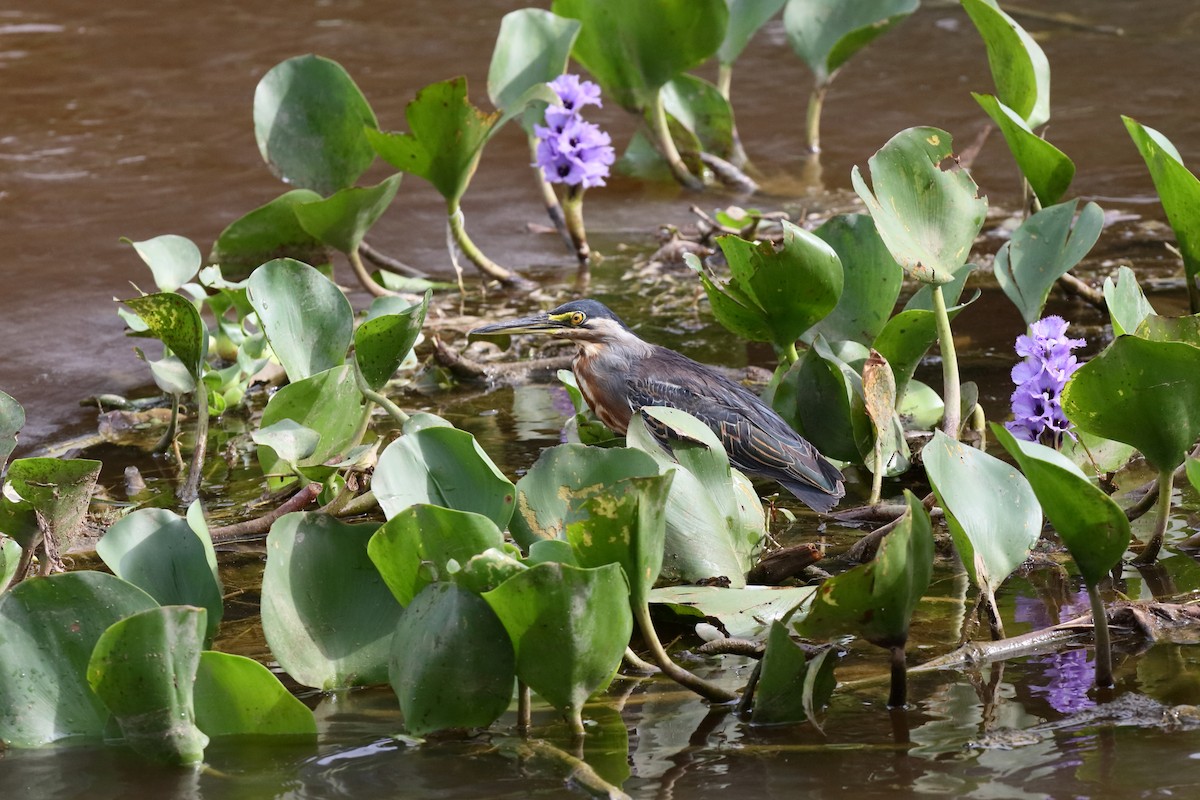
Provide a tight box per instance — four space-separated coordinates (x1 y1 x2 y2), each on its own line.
1005 315 1086 445
534 74 614 189
548 73 603 113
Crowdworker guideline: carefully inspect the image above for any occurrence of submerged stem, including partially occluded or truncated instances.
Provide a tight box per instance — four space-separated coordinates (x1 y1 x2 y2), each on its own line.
805 83 829 154
648 92 703 190
932 283 961 438
1133 468 1174 565
632 602 736 703
179 385 208 505
1087 583 1114 688
887 644 908 708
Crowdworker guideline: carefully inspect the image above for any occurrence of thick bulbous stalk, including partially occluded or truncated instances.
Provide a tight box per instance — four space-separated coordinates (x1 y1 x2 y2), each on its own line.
632 601 736 703
648 92 703 190
349 246 401 298
932 283 962 438
1087 583 1114 688
1133 468 1174 565
180 385 208 505
448 206 533 289
805 83 829 154
561 185 590 266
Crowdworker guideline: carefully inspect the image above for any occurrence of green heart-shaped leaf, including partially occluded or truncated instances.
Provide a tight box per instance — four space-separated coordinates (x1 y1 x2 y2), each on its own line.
924 431 1041 595
720 0 787 66
254 55 378 195
354 290 430 392
261 513 401 690
994 199 1103 326
6 458 102 555
96 507 223 642
993 424 1130 587
0 572 158 746
962 0 1050 129
974 94 1074 209
751 623 837 727
784 0 918 85
125 234 202 293
483 561 632 719
87 606 208 765
626 410 766 586
552 0 728 112
700 220 843 351
796 490 932 647
194 651 316 738
1062 335 1200 472
510 444 660 549
1103 265 1156 336
808 214 904 347
256 366 364 477
852 127 987 285
488 9 581 117
123 292 207 381
661 74 737 160
367 77 508 210
247 258 353 383
1124 116 1200 311
368 504 505 607
209 189 328 278
565 473 674 608
390 582 515 737
373 426 515 530
293 173 403 255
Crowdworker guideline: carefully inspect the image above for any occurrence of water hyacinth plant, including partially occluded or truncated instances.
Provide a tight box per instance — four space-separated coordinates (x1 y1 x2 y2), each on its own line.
534 74 615 266
13 2 1200 792
1005 315 1085 447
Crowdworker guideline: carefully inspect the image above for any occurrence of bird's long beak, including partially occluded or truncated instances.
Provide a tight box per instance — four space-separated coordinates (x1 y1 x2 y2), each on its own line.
469 312 566 336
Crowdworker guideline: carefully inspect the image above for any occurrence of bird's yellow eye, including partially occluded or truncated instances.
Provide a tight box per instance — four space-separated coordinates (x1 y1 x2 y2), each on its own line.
570 311 586 326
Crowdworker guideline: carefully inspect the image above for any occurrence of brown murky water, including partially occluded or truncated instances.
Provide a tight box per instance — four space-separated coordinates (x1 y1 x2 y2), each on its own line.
5 0 1200 447
5 1 1200 797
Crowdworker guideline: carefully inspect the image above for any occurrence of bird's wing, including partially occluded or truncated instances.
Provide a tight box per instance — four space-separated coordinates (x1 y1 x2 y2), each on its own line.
625 349 844 501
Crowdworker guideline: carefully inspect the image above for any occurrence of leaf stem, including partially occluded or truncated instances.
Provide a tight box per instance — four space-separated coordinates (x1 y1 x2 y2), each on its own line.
518 681 531 734
887 644 907 708
1087 583 1114 688
870 436 884 506
180 385 208 505
353 359 409 426
447 206 533 289
561 185 590 267
717 64 733 101
648 91 703 190
632 602 736 703
931 283 961 439
528 135 575 253
348 247 401 298
805 83 829 154
1132 468 1174 565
